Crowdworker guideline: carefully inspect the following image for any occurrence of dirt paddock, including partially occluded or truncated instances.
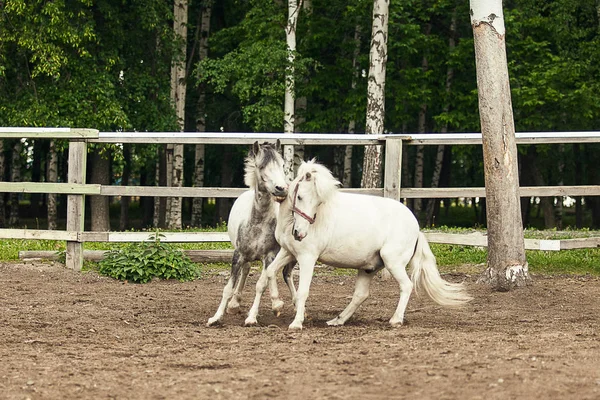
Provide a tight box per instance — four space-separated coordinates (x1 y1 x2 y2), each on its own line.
1 261 599 399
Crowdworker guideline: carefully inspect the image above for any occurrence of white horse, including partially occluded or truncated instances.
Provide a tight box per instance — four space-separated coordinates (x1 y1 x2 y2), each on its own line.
207 140 296 326
245 160 472 330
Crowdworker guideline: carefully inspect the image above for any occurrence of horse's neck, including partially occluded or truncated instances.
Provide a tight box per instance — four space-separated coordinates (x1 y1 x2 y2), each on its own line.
251 189 276 216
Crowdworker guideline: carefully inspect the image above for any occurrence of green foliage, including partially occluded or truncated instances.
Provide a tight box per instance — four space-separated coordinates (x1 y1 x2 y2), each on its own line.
98 234 200 283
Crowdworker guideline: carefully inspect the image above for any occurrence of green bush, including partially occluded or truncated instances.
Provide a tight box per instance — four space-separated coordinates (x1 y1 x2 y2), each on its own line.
98 234 200 283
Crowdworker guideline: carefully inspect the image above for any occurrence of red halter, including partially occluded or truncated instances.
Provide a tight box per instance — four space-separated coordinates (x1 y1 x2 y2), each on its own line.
292 177 316 224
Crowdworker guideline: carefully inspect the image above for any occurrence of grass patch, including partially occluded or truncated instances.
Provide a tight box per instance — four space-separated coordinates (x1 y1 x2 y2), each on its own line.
3 228 599 277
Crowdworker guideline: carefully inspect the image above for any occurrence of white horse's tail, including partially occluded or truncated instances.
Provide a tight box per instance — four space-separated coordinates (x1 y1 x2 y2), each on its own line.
409 232 473 307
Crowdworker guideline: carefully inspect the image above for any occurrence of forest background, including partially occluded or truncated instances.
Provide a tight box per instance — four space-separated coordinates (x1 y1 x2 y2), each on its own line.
0 0 599 232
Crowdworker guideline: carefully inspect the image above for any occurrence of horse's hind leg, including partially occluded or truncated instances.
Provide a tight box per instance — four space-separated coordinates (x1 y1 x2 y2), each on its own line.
227 262 251 313
282 262 297 307
327 269 375 326
207 251 245 326
380 245 414 326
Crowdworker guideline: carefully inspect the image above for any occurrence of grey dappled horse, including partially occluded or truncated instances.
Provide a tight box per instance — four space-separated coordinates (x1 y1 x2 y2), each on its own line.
207 140 296 326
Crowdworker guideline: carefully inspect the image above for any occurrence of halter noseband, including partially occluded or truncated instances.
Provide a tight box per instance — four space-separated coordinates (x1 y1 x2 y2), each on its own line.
292 176 316 224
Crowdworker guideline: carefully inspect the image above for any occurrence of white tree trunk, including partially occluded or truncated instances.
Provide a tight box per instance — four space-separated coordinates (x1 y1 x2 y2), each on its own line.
168 0 189 229
283 0 302 181
191 0 212 227
470 0 528 290
361 0 389 189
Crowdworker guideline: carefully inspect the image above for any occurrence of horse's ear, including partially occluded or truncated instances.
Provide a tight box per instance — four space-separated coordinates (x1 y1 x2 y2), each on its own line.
305 172 312 181
275 139 281 151
252 141 260 156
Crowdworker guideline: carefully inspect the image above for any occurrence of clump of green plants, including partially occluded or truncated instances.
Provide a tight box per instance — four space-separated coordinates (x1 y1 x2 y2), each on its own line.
98 234 200 283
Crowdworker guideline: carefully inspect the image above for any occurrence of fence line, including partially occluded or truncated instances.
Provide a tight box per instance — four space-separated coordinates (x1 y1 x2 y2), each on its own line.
0 128 599 270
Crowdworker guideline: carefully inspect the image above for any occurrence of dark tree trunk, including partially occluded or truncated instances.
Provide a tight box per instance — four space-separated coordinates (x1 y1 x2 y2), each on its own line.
89 146 111 231
573 143 583 228
140 159 154 228
9 140 22 227
119 144 132 231
216 145 234 224
30 140 45 217
0 140 5 228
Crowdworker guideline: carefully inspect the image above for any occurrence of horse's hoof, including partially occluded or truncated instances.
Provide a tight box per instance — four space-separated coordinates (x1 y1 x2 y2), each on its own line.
272 299 284 316
288 321 303 330
244 317 258 327
326 317 344 326
389 319 405 327
207 317 221 327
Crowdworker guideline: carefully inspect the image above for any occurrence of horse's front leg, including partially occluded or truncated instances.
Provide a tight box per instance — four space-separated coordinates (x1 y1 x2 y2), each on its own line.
245 249 294 326
260 253 289 317
207 250 246 326
288 256 317 330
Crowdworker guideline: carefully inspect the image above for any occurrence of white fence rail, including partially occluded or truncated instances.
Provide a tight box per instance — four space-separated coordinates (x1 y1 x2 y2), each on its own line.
0 128 599 270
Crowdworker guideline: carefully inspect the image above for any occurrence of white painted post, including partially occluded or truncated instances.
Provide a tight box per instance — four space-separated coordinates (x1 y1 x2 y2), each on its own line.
66 141 87 270
383 137 403 201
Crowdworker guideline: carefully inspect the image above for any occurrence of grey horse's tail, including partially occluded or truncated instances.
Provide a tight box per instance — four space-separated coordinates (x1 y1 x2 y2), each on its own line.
409 232 473 307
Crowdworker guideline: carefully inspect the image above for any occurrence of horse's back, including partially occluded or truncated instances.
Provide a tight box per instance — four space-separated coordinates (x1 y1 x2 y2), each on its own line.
310 192 419 269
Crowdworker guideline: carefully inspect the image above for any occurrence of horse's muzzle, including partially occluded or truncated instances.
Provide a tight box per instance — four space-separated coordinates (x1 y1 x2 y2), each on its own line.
272 187 288 203
293 229 306 242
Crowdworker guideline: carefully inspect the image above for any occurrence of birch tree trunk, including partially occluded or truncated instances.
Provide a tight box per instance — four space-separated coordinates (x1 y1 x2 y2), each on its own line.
191 0 212 227
361 0 389 189
47 140 58 230
0 140 5 227
470 0 528 290
168 0 189 229
283 0 302 181
9 140 22 227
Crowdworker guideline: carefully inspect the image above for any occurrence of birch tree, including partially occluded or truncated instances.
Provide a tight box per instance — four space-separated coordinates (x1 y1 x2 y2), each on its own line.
283 0 303 181
361 0 389 189
167 0 189 229
470 0 529 289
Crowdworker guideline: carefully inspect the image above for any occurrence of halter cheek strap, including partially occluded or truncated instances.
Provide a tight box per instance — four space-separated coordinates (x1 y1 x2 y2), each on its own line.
292 177 316 224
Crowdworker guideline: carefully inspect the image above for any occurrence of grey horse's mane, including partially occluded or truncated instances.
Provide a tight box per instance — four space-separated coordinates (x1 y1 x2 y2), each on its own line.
296 159 341 203
244 142 283 189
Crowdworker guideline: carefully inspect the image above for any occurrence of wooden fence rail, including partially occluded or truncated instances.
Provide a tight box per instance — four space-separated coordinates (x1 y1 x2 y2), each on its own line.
0 128 599 270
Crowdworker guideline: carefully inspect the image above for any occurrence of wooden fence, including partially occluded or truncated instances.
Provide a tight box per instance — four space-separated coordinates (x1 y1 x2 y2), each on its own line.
1 128 599 270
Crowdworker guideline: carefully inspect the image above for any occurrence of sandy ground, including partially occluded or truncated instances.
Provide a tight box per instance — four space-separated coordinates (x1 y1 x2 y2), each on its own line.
1 261 599 400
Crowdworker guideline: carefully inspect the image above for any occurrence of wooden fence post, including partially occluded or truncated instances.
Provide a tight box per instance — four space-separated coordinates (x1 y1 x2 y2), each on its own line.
66 141 87 271
383 137 403 201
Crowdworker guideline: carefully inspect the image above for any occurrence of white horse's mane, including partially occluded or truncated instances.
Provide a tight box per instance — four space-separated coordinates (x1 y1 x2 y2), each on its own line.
296 159 341 203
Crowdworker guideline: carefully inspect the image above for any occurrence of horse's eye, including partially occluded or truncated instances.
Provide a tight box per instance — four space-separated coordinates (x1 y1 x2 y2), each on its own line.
297 195 303 201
